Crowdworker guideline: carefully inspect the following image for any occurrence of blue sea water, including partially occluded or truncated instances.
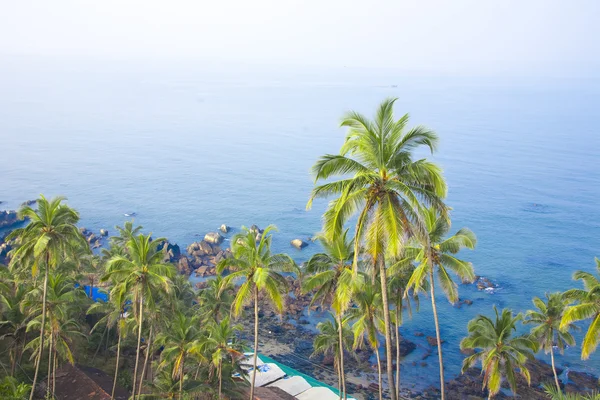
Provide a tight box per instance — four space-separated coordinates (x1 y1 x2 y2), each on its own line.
1 58 599 391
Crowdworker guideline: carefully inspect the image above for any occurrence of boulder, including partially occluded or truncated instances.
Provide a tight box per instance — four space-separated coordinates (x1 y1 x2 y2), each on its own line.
426 336 444 346
21 199 37 207
0 210 20 229
100 229 108 237
219 224 230 233
290 239 308 250
204 232 223 245
475 276 496 290
250 224 263 235
199 240 214 255
177 257 192 275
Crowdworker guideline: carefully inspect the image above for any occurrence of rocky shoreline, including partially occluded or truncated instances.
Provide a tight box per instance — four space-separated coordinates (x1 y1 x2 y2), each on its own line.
2 204 600 398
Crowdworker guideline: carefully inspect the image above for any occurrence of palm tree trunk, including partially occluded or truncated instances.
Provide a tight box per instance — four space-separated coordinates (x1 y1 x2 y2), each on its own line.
89 278 94 298
92 326 107 362
395 306 401 400
218 360 223 399
29 260 49 400
550 346 561 392
336 360 341 400
10 346 16 377
132 293 144 400
111 328 122 400
137 325 153 397
53 349 57 396
378 258 397 400
375 346 383 400
336 313 347 399
179 354 185 400
429 269 445 400
250 286 259 400
47 333 53 399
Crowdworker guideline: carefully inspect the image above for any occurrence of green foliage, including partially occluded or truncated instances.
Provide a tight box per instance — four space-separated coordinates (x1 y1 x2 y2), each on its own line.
461 307 538 398
543 383 600 400
0 376 30 400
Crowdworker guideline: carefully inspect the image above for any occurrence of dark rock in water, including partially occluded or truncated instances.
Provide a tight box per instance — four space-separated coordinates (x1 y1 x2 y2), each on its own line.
414 331 425 337
158 241 181 263
474 276 496 290
426 336 443 346
100 229 108 237
399 336 417 357
219 224 230 233
21 199 36 207
250 224 263 235
565 370 600 393
0 210 21 229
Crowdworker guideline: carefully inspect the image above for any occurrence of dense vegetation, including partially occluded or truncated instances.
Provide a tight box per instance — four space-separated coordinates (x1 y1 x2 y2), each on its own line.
1 98 598 400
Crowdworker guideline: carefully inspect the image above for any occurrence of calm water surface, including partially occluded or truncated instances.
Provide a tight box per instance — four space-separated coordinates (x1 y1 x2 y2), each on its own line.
1 59 599 390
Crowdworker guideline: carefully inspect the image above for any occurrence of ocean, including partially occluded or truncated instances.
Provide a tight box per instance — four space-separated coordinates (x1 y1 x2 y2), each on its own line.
1 58 599 391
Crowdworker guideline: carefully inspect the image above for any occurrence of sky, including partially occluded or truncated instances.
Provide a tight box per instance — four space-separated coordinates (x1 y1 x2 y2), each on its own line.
0 0 599 77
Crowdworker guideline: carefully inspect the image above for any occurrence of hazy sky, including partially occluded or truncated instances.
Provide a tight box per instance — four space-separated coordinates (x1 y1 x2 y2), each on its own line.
1 0 598 76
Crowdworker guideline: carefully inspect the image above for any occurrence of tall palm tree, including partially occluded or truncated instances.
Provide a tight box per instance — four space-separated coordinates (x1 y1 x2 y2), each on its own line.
348 279 384 400
7 195 87 400
561 258 600 360
312 315 353 399
406 207 476 399
307 98 447 400
387 255 421 400
302 229 356 399
460 307 538 399
201 316 244 399
155 311 202 400
87 283 132 400
217 225 297 400
103 233 176 400
525 293 576 392
23 273 86 399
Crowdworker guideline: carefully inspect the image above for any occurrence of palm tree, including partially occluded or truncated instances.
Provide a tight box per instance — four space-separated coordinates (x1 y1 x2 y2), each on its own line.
198 275 234 323
103 233 176 400
302 230 356 399
561 258 600 360
155 311 202 400
7 195 87 400
348 279 384 400
406 207 476 399
201 316 244 399
525 293 576 392
217 225 297 400
307 98 447 400
0 376 31 400
387 256 421 400
139 369 208 400
460 307 538 399
0 278 30 376
111 220 143 248
23 273 86 399
312 315 353 399
544 383 600 400
87 283 132 400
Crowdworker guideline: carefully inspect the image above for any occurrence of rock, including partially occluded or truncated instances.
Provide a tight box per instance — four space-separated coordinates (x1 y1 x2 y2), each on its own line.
414 331 425 337
100 229 108 237
177 257 192 275
21 199 36 207
426 336 443 346
461 348 475 356
475 276 496 290
250 224 263 235
464 299 473 305
255 233 262 242
219 224 230 233
291 239 308 250
0 210 20 229
204 232 224 245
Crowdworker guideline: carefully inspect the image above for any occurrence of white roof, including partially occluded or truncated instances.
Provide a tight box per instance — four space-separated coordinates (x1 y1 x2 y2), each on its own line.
296 387 356 400
267 376 311 396
245 363 286 387
240 353 265 370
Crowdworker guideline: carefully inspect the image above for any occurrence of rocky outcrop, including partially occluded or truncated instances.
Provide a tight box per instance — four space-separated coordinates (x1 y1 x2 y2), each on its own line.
79 228 102 249
0 210 20 229
177 257 192 275
21 199 36 207
204 232 224 245
185 239 232 277
157 241 181 263
474 276 496 290
100 229 108 237
290 239 308 249
219 224 230 233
